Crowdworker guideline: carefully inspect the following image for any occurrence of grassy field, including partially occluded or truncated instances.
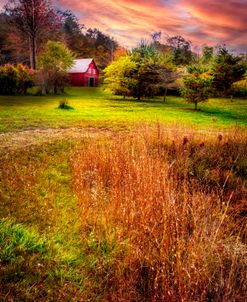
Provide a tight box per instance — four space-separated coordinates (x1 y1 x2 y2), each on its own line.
0 87 246 132
0 88 246 301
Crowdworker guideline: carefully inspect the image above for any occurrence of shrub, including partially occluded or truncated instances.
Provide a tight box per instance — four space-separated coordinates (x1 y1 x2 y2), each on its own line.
16 64 35 94
0 64 19 94
232 76 247 97
0 64 34 95
58 99 73 110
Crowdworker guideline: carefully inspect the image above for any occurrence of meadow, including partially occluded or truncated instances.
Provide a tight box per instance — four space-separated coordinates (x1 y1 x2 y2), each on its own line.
0 88 246 301
0 87 246 133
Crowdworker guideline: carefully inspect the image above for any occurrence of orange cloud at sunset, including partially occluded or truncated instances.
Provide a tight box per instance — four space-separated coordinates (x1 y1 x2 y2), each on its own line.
56 0 247 52
1 0 246 52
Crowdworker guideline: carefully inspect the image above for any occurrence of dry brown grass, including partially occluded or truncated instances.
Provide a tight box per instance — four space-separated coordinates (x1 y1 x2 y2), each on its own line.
73 125 247 301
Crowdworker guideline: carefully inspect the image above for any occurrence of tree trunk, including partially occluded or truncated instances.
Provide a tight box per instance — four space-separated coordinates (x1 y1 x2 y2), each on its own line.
163 87 167 102
31 36 36 69
29 37 32 68
195 101 198 110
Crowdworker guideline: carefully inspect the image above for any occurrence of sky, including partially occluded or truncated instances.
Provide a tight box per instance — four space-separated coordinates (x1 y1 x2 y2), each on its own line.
1 0 247 53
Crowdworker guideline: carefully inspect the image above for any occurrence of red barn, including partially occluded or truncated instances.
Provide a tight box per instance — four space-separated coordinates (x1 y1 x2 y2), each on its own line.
68 58 99 87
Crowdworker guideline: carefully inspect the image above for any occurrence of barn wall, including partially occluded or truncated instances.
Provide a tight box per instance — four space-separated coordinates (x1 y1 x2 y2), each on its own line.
84 62 99 87
69 73 85 86
69 61 100 87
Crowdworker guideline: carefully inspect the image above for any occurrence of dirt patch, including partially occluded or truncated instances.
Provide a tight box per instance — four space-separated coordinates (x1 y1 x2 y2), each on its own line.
0 127 112 151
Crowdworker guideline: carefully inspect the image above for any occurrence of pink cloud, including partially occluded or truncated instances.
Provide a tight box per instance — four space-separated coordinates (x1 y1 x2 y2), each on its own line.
1 0 247 52
57 0 247 52
180 0 247 50
0 0 5 9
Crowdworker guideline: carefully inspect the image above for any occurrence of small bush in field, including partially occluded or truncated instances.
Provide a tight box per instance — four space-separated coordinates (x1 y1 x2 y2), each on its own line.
58 99 73 110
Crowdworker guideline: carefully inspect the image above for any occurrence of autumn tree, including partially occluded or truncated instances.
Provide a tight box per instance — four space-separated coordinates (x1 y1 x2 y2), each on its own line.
181 65 213 110
104 56 137 99
80 28 117 69
5 0 60 69
60 10 85 57
0 63 34 95
37 41 75 94
0 14 12 64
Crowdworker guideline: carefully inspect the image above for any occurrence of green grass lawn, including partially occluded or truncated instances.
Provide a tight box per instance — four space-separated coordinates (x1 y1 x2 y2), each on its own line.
0 87 246 132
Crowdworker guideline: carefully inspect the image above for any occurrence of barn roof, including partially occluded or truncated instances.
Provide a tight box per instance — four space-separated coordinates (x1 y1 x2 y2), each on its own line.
68 58 94 73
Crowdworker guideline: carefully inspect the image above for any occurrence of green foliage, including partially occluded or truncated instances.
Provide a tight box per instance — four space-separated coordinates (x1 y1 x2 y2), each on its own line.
104 41 177 100
132 40 167 65
211 48 246 96
201 46 214 64
181 65 213 110
167 35 194 65
132 63 176 100
0 64 34 95
232 73 247 97
62 10 84 56
38 41 75 71
37 41 75 94
104 56 138 98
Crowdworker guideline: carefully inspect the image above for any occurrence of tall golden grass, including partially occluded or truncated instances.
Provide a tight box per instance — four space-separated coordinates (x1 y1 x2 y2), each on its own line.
73 125 247 301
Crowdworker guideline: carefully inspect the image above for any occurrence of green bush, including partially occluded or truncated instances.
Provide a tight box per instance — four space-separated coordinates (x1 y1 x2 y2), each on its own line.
232 76 247 97
58 99 74 109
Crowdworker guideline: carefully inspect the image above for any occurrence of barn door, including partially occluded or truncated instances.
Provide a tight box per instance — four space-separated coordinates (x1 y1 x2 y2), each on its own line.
89 77 95 87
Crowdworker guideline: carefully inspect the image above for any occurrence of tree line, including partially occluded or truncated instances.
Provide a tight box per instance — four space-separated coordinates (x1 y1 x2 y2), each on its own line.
104 40 246 109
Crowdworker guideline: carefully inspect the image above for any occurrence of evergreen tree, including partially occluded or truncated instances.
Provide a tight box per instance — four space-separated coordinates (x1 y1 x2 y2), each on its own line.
181 65 213 110
211 48 246 96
